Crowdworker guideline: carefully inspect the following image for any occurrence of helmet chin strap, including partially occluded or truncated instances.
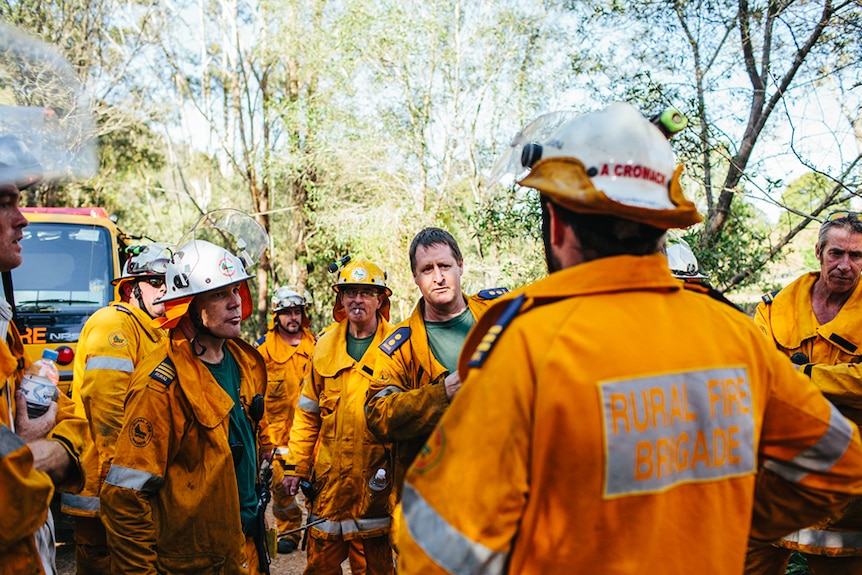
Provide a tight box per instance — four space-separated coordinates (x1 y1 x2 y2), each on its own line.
133 283 155 320
188 307 212 357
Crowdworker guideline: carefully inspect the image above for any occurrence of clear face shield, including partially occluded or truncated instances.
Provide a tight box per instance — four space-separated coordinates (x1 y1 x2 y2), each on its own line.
487 111 580 189
0 22 97 188
175 208 269 274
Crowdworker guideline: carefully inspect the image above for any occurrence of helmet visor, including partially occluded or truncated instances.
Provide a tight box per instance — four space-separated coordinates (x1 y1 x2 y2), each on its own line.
177 209 268 271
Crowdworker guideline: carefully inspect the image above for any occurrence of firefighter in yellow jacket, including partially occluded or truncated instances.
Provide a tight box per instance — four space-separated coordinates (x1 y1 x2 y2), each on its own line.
1 138 87 575
62 242 169 575
396 103 862 574
747 211 862 574
101 212 275 574
255 286 315 555
364 227 507 503
283 257 395 575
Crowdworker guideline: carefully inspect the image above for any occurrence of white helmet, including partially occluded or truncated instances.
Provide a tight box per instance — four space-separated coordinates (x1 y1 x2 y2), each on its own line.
512 103 702 230
112 242 172 285
152 209 268 330
160 239 253 303
666 236 707 280
272 287 308 313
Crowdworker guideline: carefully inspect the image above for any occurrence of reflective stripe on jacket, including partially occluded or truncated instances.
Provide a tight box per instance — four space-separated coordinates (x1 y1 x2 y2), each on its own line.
285 315 393 541
756 271 862 555
397 254 862 575
62 303 165 517
100 331 272 574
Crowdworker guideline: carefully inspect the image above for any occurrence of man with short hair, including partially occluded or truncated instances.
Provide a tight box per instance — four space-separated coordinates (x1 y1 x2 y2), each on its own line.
63 243 170 575
101 223 274 575
747 212 862 574
0 136 87 575
395 103 862 574
282 257 395 575
255 287 315 555
364 227 507 503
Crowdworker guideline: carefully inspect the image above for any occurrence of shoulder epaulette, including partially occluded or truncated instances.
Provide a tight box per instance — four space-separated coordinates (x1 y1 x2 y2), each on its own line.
379 326 411 356
467 294 526 368
114 304 133 316
761 290 780 304
149 357 176 387
477 287 509 300
254 334 266 349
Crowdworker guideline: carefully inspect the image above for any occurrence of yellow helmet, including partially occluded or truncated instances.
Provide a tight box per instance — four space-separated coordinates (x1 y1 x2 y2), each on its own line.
331 257 392 322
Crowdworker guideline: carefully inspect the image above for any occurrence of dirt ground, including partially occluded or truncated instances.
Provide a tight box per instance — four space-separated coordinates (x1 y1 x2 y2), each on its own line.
54 502 354 575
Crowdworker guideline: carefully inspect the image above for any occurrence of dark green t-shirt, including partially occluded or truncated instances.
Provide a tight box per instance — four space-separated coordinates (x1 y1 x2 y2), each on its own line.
347 332 375 362
205 348 257 531
426 307 475 374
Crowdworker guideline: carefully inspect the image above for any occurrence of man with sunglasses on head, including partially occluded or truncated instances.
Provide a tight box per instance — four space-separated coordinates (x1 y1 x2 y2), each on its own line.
282 256 396 574
748 210 862 575
63 243 170 575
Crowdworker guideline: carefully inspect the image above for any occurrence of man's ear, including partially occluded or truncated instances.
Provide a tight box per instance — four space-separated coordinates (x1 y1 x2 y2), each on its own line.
547 202 567 248
119 281 134 302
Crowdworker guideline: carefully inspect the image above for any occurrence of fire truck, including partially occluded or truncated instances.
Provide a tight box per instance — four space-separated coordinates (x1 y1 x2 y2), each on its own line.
5 207 129 395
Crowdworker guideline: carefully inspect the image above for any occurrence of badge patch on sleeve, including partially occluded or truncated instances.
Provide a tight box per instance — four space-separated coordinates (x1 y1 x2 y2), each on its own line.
411 427 445 473
129 417 154 448
109 331 129 349
600 367 755 498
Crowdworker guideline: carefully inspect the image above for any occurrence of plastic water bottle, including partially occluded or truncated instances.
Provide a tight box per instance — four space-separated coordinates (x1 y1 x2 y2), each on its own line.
369 468 388 491
20 349 60 418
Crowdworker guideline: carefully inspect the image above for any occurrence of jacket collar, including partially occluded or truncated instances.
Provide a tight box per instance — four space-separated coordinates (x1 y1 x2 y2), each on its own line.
770 272 862 351
167 332 263 429
314 314 390 378
522 253 681 302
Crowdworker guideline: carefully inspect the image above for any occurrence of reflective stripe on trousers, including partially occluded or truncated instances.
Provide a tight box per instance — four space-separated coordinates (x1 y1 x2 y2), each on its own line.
308 513 391 536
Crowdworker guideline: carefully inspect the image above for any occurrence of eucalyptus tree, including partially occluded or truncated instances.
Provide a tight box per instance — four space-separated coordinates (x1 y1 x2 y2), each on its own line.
573 0 862 292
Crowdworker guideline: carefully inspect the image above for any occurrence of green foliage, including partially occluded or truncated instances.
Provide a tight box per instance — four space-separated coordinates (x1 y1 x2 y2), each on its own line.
687 199 772 292
785 551 809 575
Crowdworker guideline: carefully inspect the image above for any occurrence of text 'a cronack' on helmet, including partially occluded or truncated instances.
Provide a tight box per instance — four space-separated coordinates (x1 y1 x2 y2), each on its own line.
503 102 702 230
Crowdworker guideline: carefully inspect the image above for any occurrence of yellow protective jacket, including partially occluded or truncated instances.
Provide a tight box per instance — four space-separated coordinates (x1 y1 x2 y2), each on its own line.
755 271 862 555
285 315 393 541
397 255 862 575
364 290 506 501
255 326 315 454
62 302 166 518
100 331 273 575
1 322 87 575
